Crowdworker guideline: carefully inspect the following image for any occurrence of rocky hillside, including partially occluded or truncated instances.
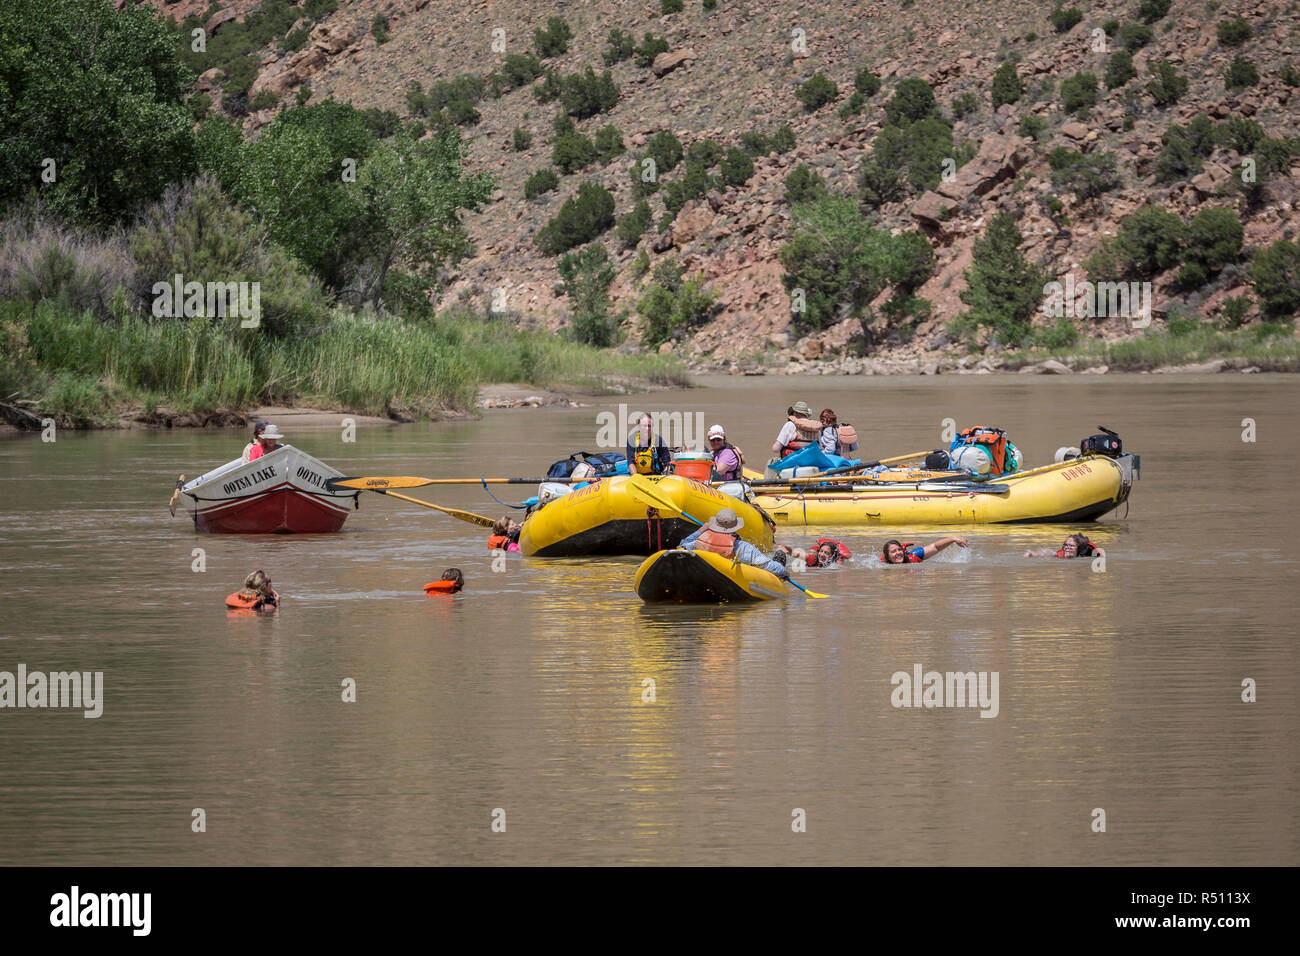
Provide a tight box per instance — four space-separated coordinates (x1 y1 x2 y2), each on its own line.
147 0 1299 370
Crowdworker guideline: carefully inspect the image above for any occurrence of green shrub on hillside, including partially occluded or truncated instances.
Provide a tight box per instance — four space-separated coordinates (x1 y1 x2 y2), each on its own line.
785 164 828 204
1060 72 1098 114
1250 240 1300 318
797 73 839 112
1119 23 1154 50
955 211 1049 349
646 130 685 174
855 69 882 97
720 147 755 187
635 34 670 68
1225 56 1259 91
512 127 533 151
884 77 939 125
616 199 653 248
1105 50 1137 89
740 131 774 156
1048 149 1121 200
604 29 636 65
637 261 716 347
371 13 389 44
500 53 544 91
534 17 573 58
661 0 684 12
594 126 626 162
952 92 980 117
992 61 1023 107
1137 0 1171 23
687 139 724 168
556 243 617 346
535 182 616 255
1216 18 1252 45
1016 114 1048 141
1049 7 1082 33
1114 205 1186 278
533 69 563 103
1147 60 1188 106
524 167 559 199
840 92 866 119
1214 117 1265 154
552 132 597 174
560 68 620 118
662 162 717 214
771 125 797 153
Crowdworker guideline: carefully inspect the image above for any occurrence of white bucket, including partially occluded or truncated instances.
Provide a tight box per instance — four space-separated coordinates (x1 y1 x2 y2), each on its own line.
537 482 574 506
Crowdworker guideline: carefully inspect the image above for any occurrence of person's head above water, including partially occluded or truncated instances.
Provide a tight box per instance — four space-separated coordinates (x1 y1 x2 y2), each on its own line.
245 569 272 594
883 540 909 564
815 541 840 565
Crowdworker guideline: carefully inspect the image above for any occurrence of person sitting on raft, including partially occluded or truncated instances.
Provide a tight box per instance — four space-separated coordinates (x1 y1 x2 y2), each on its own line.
777 539 850 569
771 401 823 457
1026 534 1102 559
882 537 969 564
241 419 269 462
424 569 464 593
242 422 283 463
627 412 671 475
680 508 789 577
228 569 279 609
707 424 744 481
488 517 522 552
817 409 840 455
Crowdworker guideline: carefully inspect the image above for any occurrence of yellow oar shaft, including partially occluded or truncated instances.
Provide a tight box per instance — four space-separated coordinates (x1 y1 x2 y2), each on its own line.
372 489 496 528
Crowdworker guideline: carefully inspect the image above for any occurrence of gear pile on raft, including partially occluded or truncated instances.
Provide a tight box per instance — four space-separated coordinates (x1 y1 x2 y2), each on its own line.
170 411 1139 605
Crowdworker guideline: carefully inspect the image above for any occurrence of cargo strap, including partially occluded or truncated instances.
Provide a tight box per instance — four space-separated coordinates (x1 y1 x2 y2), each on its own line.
480 479 528 510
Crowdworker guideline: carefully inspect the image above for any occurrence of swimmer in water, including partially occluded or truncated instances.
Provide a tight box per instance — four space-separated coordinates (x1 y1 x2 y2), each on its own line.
1025 534 1102 559
881 537 968 564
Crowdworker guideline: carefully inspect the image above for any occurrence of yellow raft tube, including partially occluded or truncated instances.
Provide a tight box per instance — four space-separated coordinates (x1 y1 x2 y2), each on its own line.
752 452 1138 527
635 549 790 603
520 474 776 557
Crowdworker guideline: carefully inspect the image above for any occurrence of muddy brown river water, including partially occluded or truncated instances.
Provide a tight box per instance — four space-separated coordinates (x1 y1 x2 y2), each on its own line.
1 374 1296 865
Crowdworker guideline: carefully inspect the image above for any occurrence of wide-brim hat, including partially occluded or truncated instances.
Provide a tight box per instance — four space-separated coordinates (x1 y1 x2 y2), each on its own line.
704 508 744 534
260 424 284 440
790 401 812 417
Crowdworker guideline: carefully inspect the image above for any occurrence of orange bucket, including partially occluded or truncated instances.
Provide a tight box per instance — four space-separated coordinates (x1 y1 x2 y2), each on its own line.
672 452 713 483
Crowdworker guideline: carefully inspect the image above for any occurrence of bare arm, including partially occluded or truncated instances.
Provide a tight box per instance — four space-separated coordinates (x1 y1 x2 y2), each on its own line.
922 536 968 559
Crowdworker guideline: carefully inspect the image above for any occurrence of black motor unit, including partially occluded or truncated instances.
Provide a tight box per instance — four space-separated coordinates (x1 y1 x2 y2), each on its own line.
1081 425 1122 457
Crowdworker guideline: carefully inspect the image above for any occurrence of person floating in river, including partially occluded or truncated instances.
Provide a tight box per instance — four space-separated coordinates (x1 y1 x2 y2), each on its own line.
227 569 279 609
488 517 522 552
680 508 789 577
424 568 464 593
779 539 850 569
881 537 969 564
771 401 822 458
707 424 744 481
1026 534 1102 559
626 413 671 475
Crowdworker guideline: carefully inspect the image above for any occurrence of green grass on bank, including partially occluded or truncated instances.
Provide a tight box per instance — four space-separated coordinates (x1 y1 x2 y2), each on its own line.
997 324 1300 372
0 301 687 427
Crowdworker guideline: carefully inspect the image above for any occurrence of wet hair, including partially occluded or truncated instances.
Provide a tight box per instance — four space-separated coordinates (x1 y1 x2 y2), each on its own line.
439 568 464 589
492 517 511 536
244 569 271 594
882 540 904 564
820 408 837 426
1067 533 1096 557
817 541 840 562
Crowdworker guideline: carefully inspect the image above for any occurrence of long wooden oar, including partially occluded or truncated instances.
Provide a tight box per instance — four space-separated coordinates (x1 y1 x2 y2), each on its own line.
168 474 186 517
360 487 496 528
725 450 933 488
329 475 591 491
626 475 827 599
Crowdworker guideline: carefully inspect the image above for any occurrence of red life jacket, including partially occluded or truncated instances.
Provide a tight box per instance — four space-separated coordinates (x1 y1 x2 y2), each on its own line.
809 538 850 567
695 529 736 557
423 579 462 593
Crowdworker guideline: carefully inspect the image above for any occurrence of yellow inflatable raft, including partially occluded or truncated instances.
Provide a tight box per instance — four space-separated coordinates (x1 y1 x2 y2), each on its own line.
634 549 790 603
752 452 1138 527
520 474 776 557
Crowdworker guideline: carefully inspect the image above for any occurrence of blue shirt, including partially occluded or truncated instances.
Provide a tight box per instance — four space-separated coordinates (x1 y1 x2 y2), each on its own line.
679 527 788 577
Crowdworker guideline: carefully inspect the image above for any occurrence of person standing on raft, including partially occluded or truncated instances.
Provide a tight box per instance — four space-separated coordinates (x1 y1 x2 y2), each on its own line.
882 537 969 564
679 509 789 577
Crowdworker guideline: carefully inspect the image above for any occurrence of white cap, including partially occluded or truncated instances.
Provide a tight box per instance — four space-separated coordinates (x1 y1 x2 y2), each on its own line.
707 424 726 439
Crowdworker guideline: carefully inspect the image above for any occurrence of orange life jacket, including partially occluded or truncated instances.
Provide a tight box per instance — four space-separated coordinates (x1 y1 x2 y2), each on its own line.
423 579 462 593
487 534 510 550
955 426 1008 476
226 589 275 609
695 529 736 557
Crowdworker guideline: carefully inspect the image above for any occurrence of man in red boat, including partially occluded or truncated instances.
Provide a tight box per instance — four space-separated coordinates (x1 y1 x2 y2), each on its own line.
242 422 283 463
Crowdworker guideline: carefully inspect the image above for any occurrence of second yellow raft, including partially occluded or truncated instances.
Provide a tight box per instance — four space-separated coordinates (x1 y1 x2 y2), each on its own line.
520 474 776 557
